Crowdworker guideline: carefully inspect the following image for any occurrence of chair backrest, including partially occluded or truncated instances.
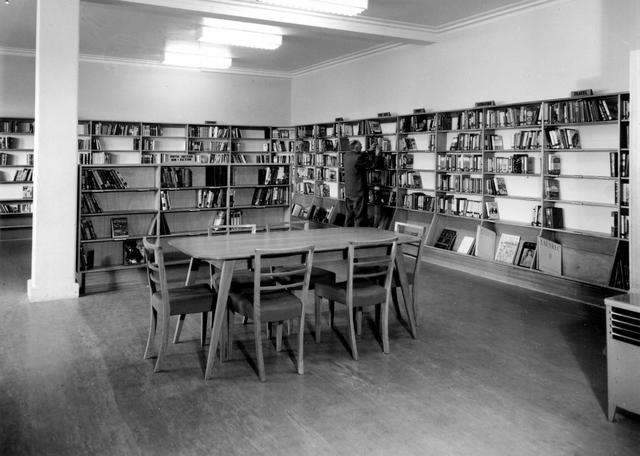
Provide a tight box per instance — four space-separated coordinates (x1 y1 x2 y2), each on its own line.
347 237 398 298
265 221 309 232
394 221 427 278
252 245 315 317
142 237 169 313
208 223 257 236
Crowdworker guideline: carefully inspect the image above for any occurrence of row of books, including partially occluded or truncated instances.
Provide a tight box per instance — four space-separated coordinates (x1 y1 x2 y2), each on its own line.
251 187 288 206
272 140 295 152
436 196 483 217
254 166 289 185
188 140 230 152
438 175 483 194
546 128 581 149
546 98 617 124
316 154 342 168
399 135 436 151
370 188 396 206
611 211 629 238
81 169 128 190
367 137 393 152
0 120 33 134
80 219 97 240
93 122 140 137
398 115 436 133
484 130 542 150
0 137 19 149
449 133 481 151
487 154 533 174
368 170 396 187
0 202 31 213
402 192 435 211
485 105 542 128
437 153 483 172
161 167 192 188
439 110 483 131
81 193 102 214
609 151 629 178
12 168 33 182
188 126 243 139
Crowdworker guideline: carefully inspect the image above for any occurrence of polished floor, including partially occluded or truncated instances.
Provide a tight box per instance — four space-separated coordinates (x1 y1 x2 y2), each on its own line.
1 240 639 456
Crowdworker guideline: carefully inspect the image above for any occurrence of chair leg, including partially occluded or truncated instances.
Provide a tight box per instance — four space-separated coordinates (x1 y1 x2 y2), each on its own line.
391 286 403 320
276 322 284 352
329 300 335 328
154 312 171 372
185 257 201 286
411 284 419 326
255 318 266 382
173 314 186 344
381 299 390 354
143 306 157 359
346 301 358 360
355 308 362 335
297 309 305 375
226 310 233 361
201 312 208 347
314 292 322 343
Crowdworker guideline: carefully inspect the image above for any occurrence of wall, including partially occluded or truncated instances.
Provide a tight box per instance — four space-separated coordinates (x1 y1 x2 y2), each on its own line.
0 54 291 125
291 0 640 123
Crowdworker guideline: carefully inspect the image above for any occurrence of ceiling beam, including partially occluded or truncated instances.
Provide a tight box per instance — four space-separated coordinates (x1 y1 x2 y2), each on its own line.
101 0 438 44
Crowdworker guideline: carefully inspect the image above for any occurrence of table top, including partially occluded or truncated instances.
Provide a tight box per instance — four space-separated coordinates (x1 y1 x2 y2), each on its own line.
168 227 416 261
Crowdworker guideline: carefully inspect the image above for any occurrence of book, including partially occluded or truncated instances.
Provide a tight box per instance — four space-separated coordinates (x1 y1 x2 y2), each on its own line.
434 229 457 250
544 179 560 199
494 233 521 264
517 241 537 268
537 236 562 275
123 239 145 265
493 177 508 195
548 155 561 175
456 236 476 255
111 217 129 239
475 225 496 260
485 201 499 220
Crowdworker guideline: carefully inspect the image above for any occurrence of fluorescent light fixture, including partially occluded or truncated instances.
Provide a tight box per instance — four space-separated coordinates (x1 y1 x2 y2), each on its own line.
256 0 368 16
163 40 232 70
199 18 283 50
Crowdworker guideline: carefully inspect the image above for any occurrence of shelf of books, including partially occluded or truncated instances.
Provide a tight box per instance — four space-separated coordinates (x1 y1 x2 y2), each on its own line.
76 122 293 290
0 118 34 240
291 92 630 305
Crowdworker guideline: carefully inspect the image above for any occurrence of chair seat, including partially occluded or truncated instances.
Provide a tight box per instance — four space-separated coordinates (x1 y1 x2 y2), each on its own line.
315 279 387 307
228 290 302 322
151 283 214 316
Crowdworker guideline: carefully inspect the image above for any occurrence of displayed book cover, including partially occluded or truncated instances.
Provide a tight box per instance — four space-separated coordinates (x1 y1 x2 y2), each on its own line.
456 236 476 255
493 177 508 195
548 155 561 175
544 178 560 199
123 239 145 265
485 201 499 220
434 228 457 250
111 217 129 239
537 236 562 275
517 241 537 269
475 225 496 260
494 233 521 264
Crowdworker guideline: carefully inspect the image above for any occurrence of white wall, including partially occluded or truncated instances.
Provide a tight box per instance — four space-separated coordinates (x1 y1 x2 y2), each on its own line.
291 0 640 123
0 54 291 125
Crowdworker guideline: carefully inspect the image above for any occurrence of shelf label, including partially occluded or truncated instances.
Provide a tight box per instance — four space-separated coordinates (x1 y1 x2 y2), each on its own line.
377 112 392 117
474 101 496 107
571 89 594 97
334 117 344 122
204 120 217 124
413 108 426 114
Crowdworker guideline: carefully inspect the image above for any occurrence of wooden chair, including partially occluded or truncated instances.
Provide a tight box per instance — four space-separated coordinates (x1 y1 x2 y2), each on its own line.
314 237 398 360
142 237 216 372
226 245 315 381
177 223 257 344
393 222 427 324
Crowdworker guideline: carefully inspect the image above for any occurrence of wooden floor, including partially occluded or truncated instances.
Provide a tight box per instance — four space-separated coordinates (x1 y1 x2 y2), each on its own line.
1 240 639 456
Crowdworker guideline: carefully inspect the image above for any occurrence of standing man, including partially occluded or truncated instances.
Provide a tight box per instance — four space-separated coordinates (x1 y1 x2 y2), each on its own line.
343 139 372 227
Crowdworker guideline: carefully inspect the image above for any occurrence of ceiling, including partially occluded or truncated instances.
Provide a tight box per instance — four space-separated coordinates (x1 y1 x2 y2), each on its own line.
0 0 555 77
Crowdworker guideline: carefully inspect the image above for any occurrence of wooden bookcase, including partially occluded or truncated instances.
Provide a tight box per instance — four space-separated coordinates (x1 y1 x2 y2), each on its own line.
0 118 34 240
291 92 630 305
76 121 292 289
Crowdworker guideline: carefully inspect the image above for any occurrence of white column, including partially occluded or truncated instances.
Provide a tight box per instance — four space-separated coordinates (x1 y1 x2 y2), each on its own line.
28 0 80 301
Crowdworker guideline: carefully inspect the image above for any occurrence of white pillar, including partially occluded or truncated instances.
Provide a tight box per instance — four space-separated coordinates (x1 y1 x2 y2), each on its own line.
630 50 640 296
28 0 80 301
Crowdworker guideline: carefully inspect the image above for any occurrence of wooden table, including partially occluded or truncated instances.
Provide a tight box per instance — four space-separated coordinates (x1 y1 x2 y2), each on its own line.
169 227 418 379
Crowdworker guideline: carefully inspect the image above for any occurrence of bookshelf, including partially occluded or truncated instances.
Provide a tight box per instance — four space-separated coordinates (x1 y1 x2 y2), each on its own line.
0 118 34 240
291 92 630 305
76 121 293 289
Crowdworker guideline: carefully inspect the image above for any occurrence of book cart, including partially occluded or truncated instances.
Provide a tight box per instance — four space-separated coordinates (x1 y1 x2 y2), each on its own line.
291 92 630 305
76 121 292 292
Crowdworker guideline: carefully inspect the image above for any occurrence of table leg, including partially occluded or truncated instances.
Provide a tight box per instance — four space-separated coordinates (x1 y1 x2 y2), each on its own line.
395 245 417 338
205 259 235 380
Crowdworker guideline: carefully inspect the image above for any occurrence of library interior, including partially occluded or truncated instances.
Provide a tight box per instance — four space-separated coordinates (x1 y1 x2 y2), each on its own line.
1 0 640 454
